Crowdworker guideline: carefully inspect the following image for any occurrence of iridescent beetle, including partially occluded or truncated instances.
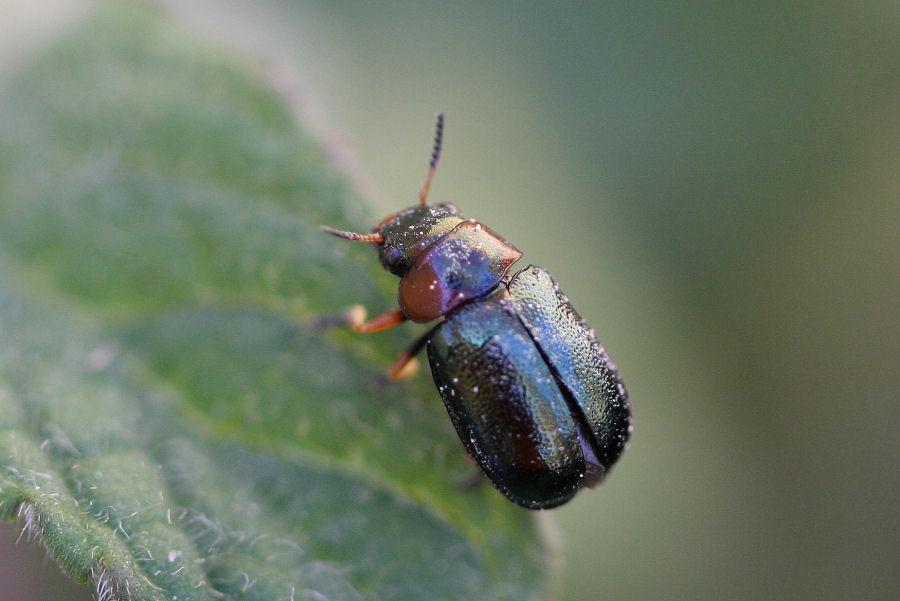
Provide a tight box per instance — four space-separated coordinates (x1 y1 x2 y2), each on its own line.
322 114 631 509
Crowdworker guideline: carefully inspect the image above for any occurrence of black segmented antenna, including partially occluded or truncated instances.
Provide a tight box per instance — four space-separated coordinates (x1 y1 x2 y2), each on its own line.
418 112 444 205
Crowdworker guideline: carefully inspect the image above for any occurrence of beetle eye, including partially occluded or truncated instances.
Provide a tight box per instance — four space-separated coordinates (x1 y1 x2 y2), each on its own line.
382 245 404 269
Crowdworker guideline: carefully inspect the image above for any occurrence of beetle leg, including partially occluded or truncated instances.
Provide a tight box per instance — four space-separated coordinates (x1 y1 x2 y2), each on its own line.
345 306 421 379
452 451 485 490
300 307 364 332
455 467 485 490
389 323 445 380
388 328 433 380
389 354 420 381
346 306 408 333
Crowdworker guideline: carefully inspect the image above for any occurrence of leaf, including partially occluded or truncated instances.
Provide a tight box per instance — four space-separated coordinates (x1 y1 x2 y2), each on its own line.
0 3 551 601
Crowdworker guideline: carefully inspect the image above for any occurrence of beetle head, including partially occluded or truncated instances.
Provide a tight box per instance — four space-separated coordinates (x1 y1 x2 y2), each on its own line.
321 113 460 277
374 202 462 276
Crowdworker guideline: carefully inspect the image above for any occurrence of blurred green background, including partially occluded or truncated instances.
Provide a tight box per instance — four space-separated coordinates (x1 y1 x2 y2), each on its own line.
1 1 896 600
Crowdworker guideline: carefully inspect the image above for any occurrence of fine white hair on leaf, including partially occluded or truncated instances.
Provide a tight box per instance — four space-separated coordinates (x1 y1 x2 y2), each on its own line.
16 502 134 601
15 503 41 544
93 566 115 601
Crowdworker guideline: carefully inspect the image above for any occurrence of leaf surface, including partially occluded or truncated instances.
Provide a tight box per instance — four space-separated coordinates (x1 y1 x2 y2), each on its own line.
0 4 549 600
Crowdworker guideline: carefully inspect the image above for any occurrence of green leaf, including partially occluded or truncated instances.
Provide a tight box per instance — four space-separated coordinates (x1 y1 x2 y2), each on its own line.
0 3 551 600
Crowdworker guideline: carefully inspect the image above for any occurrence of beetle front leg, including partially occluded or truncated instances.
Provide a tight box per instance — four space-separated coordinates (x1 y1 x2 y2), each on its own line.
344 305 421 379
345 305 408 333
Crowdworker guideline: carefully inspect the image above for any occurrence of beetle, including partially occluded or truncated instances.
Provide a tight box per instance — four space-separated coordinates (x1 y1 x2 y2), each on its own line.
322 114 631 509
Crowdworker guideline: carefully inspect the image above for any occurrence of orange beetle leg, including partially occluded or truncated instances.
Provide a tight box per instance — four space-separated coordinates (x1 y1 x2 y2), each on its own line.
387 326 435 380
388 352 420 381
346 306 408 333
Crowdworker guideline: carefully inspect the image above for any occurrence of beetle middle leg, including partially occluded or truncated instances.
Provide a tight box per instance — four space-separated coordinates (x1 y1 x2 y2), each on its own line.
387 326 438 381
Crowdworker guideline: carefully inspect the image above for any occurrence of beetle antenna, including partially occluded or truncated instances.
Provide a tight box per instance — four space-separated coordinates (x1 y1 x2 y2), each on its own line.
418 112 444 205
320 225 384 243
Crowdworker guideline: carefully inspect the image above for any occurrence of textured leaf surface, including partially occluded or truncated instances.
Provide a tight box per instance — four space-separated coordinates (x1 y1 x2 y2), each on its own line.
0 4 548 600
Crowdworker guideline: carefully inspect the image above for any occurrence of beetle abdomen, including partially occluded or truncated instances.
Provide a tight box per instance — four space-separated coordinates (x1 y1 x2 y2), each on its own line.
427 294 585 509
